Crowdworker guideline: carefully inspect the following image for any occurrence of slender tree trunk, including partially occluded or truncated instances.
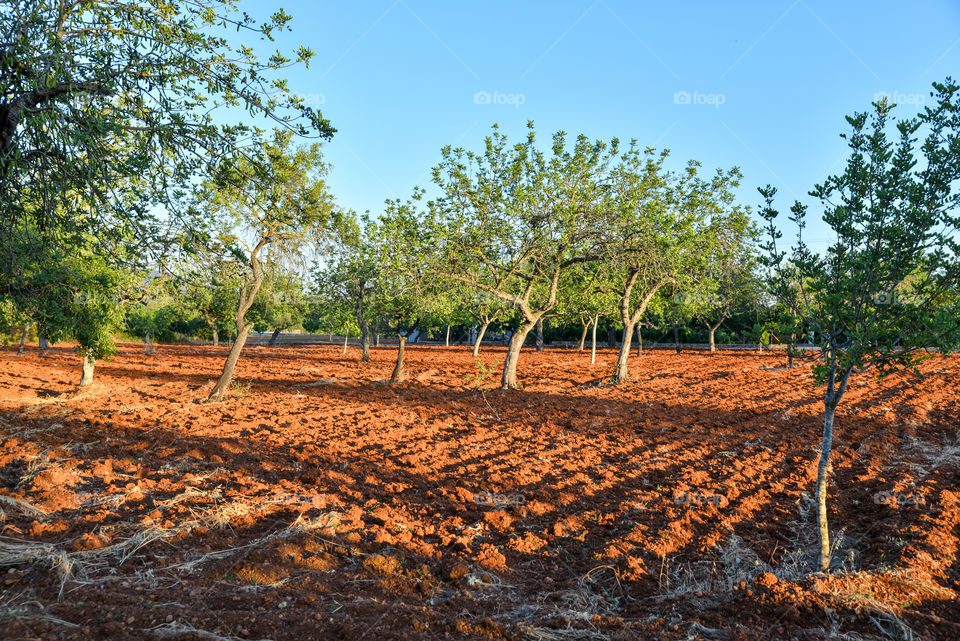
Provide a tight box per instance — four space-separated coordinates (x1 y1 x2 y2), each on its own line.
445 325 450 347
818 401 838 571
268 328 282 346
17 323 30 355
390 335 407 383
38 336 49 350
501 319 537 389
342 333 349 356
578 322 589 351
328 331 333 342
673 324 681 354
788 341 795 368
211 324 219 347
535 318 544 352
79 354 95 387
376 333 381 347
209 240 266 402
473 319 491 358
636 324 643 356
613 321 637 383
360 322 371 361
590 315 599 365
606 326 616 348
209 323 252 400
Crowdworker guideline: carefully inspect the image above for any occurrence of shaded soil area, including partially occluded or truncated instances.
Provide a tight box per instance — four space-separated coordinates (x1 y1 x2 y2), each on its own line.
1 343 959 640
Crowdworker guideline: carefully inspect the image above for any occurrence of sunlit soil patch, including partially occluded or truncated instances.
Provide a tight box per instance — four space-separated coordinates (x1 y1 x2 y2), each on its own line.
1 343 959 639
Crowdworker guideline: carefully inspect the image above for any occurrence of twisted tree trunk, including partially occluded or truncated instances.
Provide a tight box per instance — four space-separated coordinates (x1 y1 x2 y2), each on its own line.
501 319 537 389
473 319 491 358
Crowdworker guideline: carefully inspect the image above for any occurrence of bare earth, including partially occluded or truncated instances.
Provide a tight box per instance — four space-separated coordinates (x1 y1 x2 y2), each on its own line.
1 343 958 640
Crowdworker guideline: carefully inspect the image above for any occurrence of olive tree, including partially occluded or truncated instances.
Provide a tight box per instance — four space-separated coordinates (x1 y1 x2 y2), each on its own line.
760 79 960 571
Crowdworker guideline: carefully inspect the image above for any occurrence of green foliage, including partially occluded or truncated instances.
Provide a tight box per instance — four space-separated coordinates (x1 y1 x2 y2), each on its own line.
28 252 135 360
761 78 960 389
1 1 332 287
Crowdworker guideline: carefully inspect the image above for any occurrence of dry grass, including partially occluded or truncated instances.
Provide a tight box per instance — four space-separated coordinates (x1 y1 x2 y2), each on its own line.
148 620 271 641
0 494 48 520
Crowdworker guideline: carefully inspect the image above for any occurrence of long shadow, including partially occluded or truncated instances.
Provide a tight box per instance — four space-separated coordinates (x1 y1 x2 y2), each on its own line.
3 345 958 638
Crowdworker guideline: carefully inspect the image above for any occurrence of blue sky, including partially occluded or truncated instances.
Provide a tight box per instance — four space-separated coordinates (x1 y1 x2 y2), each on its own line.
268 1 960 250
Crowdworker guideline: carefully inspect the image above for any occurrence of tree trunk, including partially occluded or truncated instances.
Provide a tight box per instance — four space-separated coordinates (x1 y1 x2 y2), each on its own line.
501 320 537 389
535 318 544 352
636 324 643 356
39 336 50 350
209 323 252 400
211 323 219 347
376 333 381 347
673 324 681 354
445 325 450 347
606 326 616 348
590 315 599 365
578 322 589 351
79 354 95 387
360 323 371 361
788 341 795 368
390 335 407 383
708 321 722 353
17 323 30 355
143 332 153 354
343 333 349 356
612 321 637 383
473 319 491 358
817 401 838 571
268 328 282 346
328 331 333 342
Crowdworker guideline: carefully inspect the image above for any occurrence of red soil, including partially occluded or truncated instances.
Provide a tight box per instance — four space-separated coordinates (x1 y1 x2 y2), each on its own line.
1 343 958 640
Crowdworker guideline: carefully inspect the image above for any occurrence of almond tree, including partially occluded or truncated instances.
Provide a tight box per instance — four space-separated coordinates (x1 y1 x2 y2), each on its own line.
373 194 443 383
606 152 745 383
205 130 332 401
314 210 379 361
430 123 615 389
760 79 960 571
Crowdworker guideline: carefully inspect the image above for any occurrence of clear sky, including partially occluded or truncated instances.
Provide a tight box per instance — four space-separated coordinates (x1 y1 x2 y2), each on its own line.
268 1 960 250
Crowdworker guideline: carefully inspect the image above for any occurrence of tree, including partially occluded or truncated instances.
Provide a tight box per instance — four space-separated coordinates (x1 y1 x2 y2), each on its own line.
177 244 243 347
314 211 379 361
556 261 614 364
29 251 134 385
204 130 333 401
250 266 309 346
1 2 331 291
693 213 760 352
374 194 443 383
606 150 744 382
430 123 615 389
759 79 960 571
